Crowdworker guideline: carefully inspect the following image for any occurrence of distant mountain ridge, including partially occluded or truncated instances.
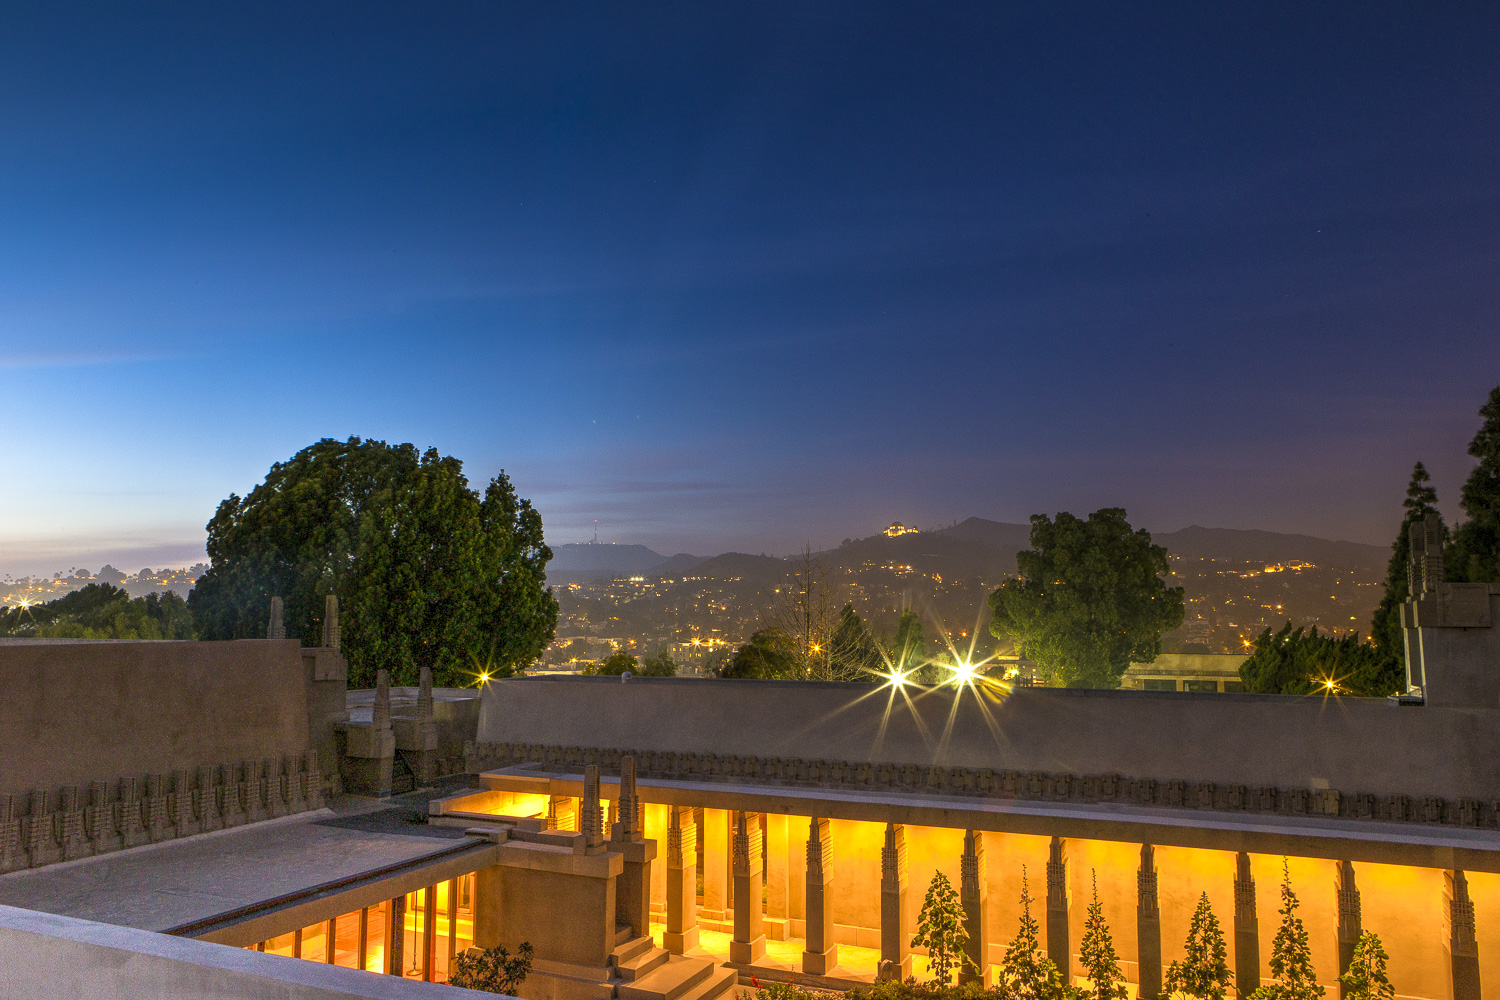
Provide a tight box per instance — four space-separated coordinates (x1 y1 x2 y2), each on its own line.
545 518 1389 584
933 517 1389 572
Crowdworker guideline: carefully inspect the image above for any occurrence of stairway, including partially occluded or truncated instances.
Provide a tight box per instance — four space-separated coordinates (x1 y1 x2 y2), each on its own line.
609 928 738 1000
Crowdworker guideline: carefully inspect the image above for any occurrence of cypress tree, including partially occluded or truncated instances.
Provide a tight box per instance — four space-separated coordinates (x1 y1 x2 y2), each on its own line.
911 870 969 986
1338 931 1393 1000
1079 871 1127 1000
1250 862 1324 1000
999 868 1069 1000
1164 892 1232 1000
1450 385 1500 583
1370 462 1442 661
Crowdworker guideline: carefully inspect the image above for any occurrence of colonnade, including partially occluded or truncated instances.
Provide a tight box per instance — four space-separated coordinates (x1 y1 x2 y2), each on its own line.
619 805 1486 1000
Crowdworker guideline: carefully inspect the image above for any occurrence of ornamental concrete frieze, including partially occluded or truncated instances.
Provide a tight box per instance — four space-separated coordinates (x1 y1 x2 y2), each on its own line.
463 740 1495 830
0 751 325 874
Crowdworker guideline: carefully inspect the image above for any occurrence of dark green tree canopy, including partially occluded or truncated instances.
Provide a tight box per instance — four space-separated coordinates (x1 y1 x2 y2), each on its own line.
584 651 639 676
889 608 937 682
719 627 800 679
0 583 193 640
583 649 675 677
1449 385 1500 583
988 508 1184 688
638 649 677 677
1239 622 1401 698
1370 462 1443 661
828 604 884 680
189 437 557 687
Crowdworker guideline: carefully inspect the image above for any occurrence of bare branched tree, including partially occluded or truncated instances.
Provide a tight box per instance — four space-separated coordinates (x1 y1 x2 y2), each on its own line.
771 546 845 680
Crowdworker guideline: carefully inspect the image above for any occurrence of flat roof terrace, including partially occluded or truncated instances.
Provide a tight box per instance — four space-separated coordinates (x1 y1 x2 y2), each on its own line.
0 797 497 947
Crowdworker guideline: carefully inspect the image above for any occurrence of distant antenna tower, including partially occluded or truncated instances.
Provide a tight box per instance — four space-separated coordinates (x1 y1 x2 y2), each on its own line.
594 520 599 544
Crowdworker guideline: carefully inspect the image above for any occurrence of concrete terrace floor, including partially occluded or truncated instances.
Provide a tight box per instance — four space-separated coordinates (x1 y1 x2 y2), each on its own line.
0 784 471 933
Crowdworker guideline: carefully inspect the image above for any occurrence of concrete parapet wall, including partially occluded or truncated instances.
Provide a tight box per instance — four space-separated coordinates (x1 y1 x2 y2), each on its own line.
0 753 325 875
0 638 311 796
473 677 1500 828
0 903 495 999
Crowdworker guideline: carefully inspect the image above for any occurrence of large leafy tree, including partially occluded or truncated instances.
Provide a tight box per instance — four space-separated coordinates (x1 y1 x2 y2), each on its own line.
1449 385 1500 583
911 870 969 986
1250 863 1323 1000
189 437 557 687
1165 892 1231 1000
988 509 1184 688
1369 462 1443 662
1239 622 1401 698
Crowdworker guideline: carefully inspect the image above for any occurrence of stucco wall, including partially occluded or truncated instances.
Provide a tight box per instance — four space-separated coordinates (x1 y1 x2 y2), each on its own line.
476 676 1499 802
0 638 310 796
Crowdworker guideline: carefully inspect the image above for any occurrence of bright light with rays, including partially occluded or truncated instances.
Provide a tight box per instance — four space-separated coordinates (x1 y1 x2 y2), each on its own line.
881 667 911 689
947 658 978 687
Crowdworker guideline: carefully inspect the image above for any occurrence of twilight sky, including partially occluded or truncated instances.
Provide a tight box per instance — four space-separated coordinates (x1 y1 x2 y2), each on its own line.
2 3 1497 577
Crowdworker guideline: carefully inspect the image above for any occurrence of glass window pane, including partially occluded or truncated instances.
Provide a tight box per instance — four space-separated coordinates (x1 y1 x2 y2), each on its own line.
265 932 295 957
332 912 360 968
301 921 327 963
366 901 389 974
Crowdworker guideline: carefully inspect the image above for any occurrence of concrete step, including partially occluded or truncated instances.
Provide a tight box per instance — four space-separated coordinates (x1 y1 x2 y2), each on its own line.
675 964 738 1000
615 923 635 947
616 956 715 1000
610 934 656 966
614 945 670 982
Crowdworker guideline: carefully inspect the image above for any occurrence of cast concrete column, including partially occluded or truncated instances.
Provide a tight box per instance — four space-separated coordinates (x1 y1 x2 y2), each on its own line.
580 765 605 849
373 669 394 798
323 594 341 650
665 805 700 953
959 830 987 986
1336 861 1361 997
1446 869 1481 1000
803 816 837 975
1233 852 1260 998
267 596 285 639
423 885 437 981
730 811 766 964
1046 836 1070 980
387 893 406 975
610 757 656 940
1137 844 1162 1000
879 823 912 981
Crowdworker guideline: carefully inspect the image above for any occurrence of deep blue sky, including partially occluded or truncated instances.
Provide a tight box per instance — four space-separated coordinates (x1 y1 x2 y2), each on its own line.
2 3 1497 576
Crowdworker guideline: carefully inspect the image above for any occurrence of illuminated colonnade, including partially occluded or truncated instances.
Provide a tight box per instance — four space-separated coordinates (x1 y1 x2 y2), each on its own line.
629 809 1491 999
449 775 1493 1000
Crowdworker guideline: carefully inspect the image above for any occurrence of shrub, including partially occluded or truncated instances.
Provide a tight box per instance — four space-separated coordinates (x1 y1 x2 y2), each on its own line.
449 942 534 994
